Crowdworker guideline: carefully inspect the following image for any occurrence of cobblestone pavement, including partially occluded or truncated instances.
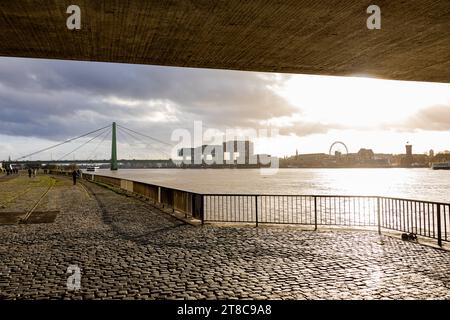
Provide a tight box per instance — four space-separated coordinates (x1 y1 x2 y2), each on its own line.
0 176 449 300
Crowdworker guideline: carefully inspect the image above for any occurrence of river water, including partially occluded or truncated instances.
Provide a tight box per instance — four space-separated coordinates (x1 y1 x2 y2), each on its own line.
94 168 450 203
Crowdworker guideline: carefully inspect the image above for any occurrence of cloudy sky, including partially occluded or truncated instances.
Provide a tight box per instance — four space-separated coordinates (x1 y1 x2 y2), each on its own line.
0 57 449 161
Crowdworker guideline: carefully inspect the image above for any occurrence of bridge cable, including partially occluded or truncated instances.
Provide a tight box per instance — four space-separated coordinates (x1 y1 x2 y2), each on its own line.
117 127 172 159
13 124 111 161
117 124 172 147
86 127 112 161
117 126 172 159
116 128 150 160
116 127 134 147
55 127 111 161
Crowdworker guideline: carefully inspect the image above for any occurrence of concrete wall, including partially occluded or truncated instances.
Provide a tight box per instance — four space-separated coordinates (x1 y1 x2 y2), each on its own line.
81 173 201 219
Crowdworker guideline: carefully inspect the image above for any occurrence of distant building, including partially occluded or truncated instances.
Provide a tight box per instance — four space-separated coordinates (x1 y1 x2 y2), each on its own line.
298 153 329 161
177 140 271 167
280 142 438 168
406 144 412 156
401 143 413 167
429 149 434 157
357 148 374 161
433 152 450 163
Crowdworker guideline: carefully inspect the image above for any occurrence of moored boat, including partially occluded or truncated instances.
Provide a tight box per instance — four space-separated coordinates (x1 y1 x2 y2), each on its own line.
431 162 450 170
86 166 100 172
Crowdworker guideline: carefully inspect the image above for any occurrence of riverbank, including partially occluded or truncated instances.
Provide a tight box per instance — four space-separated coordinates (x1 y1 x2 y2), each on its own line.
0 174 449 299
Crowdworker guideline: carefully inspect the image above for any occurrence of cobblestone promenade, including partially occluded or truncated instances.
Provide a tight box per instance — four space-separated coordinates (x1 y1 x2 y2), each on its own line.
0 175 449 299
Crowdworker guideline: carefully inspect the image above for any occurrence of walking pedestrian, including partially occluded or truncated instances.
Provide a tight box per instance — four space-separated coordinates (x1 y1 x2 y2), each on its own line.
72 170 77 185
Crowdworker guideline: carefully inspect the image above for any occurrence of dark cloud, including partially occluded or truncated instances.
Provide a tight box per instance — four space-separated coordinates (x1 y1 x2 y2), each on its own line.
0 57 310 142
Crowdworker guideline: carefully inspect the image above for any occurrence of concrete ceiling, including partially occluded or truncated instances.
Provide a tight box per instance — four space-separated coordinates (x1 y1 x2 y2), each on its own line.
0 1 449 83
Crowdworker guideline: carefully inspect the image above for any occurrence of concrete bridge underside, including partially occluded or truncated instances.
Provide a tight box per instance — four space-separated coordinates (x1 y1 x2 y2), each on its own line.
0 1 449 83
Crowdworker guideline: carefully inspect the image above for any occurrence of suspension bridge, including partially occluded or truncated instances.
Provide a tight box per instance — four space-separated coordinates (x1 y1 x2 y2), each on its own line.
5 122 175 170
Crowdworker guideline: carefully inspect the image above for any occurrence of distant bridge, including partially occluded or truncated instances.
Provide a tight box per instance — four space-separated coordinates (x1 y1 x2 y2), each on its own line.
0 1 449 83
5 122 173 170
10 159 174 167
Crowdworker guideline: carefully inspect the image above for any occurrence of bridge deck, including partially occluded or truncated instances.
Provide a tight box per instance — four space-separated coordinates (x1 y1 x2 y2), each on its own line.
0 1 449 83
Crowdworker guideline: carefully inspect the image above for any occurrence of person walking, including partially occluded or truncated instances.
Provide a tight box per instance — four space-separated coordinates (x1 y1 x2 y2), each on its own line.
28 168 32 178
72 170 77 185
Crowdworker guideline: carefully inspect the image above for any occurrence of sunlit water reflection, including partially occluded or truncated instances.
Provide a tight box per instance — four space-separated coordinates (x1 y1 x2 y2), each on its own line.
96 168 450 203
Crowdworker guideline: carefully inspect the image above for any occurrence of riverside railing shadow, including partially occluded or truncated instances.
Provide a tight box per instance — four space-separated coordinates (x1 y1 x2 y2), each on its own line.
50 171 449 247
78 172 203 220
203 194 449 247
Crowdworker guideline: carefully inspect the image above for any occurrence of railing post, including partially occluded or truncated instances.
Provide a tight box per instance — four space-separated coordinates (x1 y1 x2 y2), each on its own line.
314 196 317 231
437 204 442 247
201 194 205 225
158 186 161 203
255 195 259 227
377 197 381 235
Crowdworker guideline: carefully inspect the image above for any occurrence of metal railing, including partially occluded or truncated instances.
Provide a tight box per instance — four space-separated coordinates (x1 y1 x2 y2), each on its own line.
203 194 450 247
49 171 450 247
379 197 449 246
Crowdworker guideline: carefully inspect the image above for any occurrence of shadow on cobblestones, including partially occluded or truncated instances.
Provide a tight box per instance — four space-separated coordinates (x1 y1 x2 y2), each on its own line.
0 176 449 300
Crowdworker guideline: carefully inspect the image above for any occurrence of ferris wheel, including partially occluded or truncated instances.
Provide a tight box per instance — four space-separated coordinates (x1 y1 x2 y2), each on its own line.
329 141 348 156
